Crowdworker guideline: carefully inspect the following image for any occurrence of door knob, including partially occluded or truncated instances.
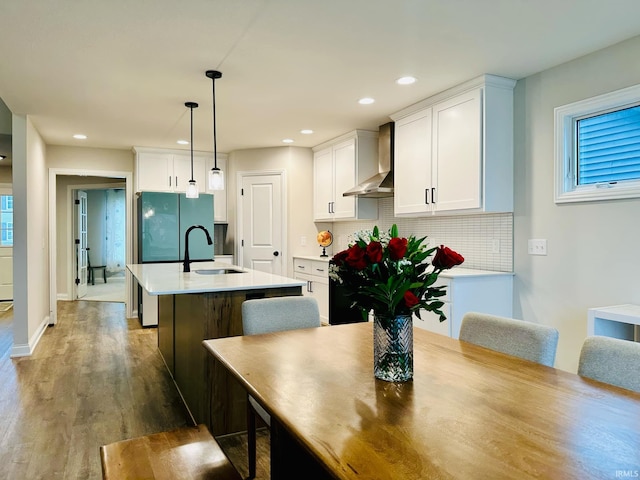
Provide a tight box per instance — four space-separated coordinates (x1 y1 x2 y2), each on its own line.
273 251 279 257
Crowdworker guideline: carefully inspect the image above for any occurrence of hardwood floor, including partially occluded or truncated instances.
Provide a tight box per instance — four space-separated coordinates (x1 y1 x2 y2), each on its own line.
0 301 270 480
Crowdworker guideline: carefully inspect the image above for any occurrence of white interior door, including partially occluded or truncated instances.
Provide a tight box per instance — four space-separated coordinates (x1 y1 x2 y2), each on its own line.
75 190 88 298
239 173 284 275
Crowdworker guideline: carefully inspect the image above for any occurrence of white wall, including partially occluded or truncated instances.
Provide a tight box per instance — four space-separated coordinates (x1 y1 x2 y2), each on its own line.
0 167 11 184
227 146 315 276
47 145 133 171
12 115 50 356
0 97 11 135
513 35 640 373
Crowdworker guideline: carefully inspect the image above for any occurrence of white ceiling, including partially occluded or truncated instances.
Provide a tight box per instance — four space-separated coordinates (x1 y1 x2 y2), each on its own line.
2 0 640 158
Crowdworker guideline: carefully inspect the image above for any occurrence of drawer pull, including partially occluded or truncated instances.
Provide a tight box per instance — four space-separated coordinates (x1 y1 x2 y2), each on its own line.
316 268 325 273
297 265 306 269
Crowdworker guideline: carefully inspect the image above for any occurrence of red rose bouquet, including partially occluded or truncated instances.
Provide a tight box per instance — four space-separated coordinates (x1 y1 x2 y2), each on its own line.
330 224 464 321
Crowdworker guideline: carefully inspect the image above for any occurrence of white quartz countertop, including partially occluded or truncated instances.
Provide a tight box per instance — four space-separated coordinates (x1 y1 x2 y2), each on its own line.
292 255 331 262
439 267 514 278
127 262 305 295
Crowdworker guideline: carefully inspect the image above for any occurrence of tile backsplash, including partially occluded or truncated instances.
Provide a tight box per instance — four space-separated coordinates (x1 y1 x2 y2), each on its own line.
327 198 513 272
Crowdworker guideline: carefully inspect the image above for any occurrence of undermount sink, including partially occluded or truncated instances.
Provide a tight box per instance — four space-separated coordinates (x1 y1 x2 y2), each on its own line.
194 268 245 275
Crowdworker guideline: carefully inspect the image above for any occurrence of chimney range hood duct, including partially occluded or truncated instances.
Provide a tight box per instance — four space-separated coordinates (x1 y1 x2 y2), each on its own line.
343 122 394 198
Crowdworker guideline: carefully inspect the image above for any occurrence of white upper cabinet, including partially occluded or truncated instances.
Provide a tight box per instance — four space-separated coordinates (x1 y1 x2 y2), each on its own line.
391 74 516 216
393 108 433 215
136 151 173 192
205 154 228 223
313 147 334 221
134 147 207 193
312 130 379 222
432 89 482 212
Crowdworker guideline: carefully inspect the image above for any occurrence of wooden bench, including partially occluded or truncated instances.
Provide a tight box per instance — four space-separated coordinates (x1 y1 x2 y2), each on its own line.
100 424 241 480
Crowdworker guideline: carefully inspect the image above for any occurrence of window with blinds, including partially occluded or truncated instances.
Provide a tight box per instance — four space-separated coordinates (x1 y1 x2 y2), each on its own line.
555 83 640 203
0 194 12 247
577 105 640 185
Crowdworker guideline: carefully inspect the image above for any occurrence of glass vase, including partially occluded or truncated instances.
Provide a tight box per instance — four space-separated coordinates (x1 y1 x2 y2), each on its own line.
373 314 413 382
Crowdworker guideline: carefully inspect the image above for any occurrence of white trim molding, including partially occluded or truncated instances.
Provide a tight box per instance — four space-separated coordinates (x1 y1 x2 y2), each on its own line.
48 168 134 324
10 315 50 357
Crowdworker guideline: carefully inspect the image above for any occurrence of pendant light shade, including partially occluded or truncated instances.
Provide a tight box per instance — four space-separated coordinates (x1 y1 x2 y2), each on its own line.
185 101 199 199
206 70 224 191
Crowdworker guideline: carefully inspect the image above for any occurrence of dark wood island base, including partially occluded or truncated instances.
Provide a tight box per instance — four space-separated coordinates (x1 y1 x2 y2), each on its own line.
157 286 302 435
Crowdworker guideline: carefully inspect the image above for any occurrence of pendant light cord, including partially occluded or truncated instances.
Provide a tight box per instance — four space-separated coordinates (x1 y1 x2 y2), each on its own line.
206 71 222 169
212 77 217 169
190 104 195 181
184 101 198 183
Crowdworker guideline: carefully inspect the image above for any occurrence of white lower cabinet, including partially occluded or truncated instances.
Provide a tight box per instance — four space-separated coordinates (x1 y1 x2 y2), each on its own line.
293 257 329 325
413 271 513 339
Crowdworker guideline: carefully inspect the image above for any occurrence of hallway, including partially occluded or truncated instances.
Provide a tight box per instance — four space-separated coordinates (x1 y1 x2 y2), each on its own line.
0 301 188 479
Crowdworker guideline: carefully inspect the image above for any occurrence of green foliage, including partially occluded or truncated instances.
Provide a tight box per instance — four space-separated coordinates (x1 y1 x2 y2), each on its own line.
329 224 464 320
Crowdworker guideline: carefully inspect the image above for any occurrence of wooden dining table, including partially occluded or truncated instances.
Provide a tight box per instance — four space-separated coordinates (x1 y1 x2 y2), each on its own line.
203 322 640 479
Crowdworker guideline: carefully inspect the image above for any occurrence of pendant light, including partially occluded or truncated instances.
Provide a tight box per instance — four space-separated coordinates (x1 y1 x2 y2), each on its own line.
206 70 224 190
185 101 199 198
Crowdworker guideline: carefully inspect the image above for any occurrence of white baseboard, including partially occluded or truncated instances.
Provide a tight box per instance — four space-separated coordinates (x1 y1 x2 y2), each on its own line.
57 293 70 301
10 315 50 358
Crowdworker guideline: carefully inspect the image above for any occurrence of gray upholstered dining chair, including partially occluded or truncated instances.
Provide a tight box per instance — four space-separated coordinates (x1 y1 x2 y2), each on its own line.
459 312 559 367
578 336 640 393
241 296 321 479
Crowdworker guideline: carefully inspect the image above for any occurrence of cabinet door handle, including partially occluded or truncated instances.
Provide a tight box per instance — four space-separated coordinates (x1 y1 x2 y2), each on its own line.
175 176 179 188
308 280 313 293
425 188 429 204
328 202 331 214
169 176 172 187
431 187 436 204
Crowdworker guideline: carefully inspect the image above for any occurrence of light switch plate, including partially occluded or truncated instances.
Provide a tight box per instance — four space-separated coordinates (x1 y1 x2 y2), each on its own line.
528 239 547 255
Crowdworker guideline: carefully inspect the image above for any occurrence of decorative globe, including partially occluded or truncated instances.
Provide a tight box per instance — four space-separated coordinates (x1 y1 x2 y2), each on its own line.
317 230 333 257
317 230 333 247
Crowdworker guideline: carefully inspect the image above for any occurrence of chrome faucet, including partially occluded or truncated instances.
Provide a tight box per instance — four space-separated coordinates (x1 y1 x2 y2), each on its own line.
183 225 213 272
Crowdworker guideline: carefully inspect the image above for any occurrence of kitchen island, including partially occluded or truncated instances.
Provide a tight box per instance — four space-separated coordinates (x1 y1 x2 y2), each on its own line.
128 262 305 435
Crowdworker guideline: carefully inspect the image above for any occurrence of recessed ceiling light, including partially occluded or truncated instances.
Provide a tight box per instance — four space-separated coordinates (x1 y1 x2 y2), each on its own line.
396 76 417 85
300 129 313 135
282 138 294 144
73 134 87 140
177 140 189 145
358 97 375 105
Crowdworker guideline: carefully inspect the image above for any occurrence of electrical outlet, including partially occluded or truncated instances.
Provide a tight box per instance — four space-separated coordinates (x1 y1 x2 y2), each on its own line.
300 235 307 246
490 239 500 254
528 239 547 256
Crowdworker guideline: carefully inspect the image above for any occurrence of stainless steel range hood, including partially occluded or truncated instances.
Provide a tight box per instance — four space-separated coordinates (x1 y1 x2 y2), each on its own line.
343 122 394 198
